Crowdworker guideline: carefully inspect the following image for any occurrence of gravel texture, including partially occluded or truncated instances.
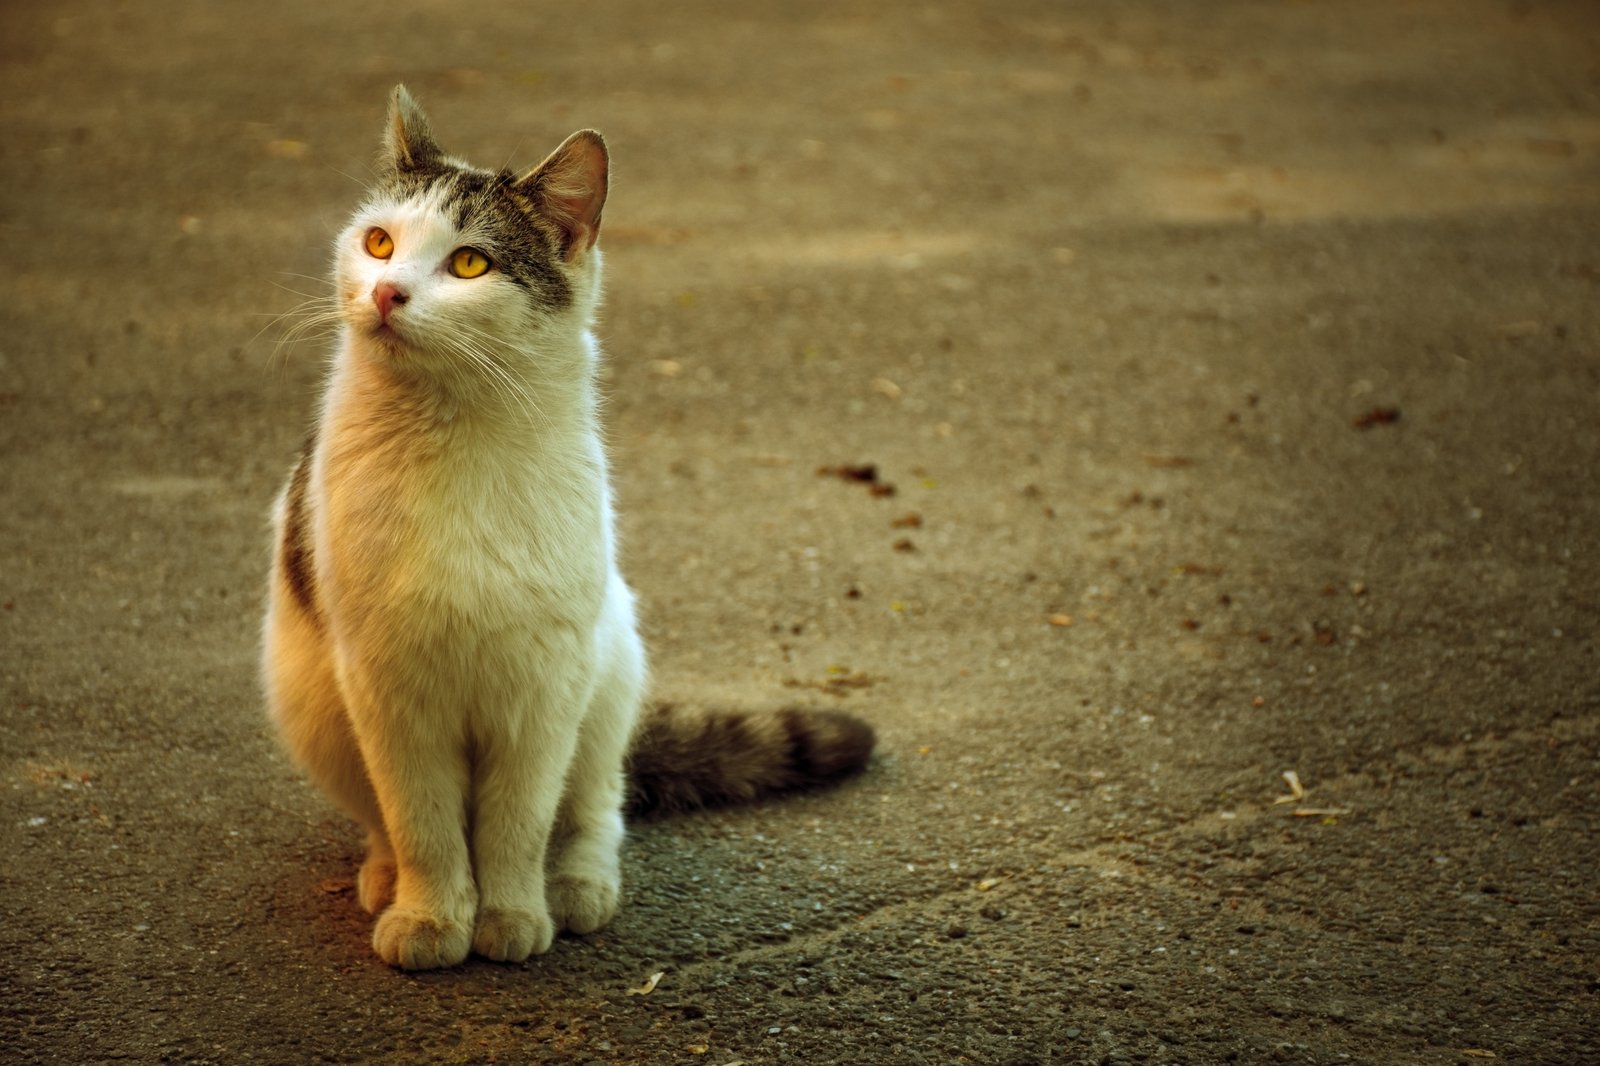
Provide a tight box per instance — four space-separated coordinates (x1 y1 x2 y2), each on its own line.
3 2 1599 1064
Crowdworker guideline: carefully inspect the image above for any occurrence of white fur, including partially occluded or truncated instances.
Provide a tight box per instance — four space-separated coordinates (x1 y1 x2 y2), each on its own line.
263 183 644 970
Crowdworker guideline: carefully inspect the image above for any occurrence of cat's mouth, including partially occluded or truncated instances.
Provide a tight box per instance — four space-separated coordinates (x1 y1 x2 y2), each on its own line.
369 319 409 350
351 296 410 350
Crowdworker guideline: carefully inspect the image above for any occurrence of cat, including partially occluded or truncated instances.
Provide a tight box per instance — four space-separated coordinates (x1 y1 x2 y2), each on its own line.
262 86 873 971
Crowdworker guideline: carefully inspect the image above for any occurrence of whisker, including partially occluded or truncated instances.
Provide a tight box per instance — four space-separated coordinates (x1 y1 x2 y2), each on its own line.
254 294 345 375
450 322 565 390
440 337 545 427
451 336 563 409
325 163 370 188
499 136 529 177
434 332 550 429
267 282 336 301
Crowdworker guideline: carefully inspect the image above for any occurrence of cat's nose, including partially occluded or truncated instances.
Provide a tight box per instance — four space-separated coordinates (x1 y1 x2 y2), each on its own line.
373 282 409 323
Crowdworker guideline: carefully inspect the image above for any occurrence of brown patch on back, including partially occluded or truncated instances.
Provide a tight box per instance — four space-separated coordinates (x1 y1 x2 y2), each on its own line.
279 437 321 628
625 704 875 816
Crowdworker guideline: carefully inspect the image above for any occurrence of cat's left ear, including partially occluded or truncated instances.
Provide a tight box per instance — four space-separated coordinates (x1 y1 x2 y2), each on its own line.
384 85 445 174
517 130 608 263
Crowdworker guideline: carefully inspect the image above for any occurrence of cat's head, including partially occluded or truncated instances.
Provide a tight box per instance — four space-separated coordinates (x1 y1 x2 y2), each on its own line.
335 86 607 373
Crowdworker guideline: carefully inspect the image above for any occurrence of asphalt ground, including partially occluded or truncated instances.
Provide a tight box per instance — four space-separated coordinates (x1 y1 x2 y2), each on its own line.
3 2 1600 1064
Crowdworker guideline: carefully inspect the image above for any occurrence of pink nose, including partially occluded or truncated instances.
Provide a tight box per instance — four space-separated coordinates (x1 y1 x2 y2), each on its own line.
373 282 408 323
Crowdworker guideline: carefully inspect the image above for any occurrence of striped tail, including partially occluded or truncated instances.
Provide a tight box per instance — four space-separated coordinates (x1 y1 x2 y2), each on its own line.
624 704 876 816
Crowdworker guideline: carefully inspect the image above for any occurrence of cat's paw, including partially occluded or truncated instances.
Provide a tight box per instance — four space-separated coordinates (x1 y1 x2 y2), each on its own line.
357 858 397 914
472 906 555 962
371 908 471 970
548 873 620 935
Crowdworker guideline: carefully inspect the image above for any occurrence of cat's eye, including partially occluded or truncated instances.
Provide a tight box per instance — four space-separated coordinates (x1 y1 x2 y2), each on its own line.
450 248 491 279
365 228 394 259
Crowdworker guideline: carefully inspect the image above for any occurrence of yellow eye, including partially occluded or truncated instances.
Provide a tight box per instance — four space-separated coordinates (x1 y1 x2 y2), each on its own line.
365 228 394 259
450 248 491 279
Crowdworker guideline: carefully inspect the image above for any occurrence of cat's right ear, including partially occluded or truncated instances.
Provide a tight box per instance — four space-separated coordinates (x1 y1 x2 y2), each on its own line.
516 130 608 263
383 85 444 174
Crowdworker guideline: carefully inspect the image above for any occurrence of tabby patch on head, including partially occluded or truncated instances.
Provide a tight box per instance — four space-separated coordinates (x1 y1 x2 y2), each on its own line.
333 85 607 377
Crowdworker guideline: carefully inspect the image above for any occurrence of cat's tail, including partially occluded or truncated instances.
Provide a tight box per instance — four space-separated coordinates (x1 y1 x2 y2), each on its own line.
623 704 875 816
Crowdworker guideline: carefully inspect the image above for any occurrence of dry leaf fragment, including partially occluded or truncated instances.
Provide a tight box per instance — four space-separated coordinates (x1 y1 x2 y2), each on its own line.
1459 1051 1496 1059
1283 770 1303 799
626 971 665 996
25 760 92 785
892 538 916 552
819 463 878 482
783 671 882 696
687 1045 709 1055
818 462 897 496
1352 406 1400 429
1292 808 1350 817
872 377 903 400
891 512 922 528
1048 614 1073 627
976 875 1012 891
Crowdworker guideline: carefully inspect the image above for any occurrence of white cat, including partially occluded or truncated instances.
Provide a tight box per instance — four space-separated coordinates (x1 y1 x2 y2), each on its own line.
262 87 871 971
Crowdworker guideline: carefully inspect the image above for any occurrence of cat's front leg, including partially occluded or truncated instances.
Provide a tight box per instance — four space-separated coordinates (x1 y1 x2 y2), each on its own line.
357 829 397 914
548 618 643 934
469 674 589 962
341 669 477 970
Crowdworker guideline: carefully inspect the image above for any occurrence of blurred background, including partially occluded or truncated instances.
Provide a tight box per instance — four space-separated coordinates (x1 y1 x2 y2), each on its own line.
3 2 1599 1064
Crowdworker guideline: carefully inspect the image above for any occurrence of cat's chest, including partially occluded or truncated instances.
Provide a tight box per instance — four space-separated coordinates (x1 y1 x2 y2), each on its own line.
320 434 608 617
